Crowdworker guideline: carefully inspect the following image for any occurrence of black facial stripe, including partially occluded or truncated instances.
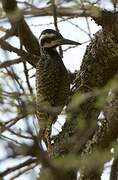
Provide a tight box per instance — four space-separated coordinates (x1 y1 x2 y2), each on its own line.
41 36 61 46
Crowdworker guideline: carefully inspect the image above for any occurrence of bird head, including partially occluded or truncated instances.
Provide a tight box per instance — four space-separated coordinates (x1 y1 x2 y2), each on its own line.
39 29 81 49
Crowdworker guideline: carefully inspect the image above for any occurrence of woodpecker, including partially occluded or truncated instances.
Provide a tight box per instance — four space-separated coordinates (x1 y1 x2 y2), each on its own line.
36 29 81 154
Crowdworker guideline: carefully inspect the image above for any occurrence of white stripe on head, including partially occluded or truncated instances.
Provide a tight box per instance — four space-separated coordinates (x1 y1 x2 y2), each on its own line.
39 33 56 43
39 32 63 48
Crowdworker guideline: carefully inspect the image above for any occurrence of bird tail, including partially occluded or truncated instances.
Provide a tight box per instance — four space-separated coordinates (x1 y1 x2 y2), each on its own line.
37 111 57 154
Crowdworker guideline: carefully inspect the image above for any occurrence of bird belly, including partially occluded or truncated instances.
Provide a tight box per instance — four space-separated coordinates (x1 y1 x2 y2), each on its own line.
36 59 70 117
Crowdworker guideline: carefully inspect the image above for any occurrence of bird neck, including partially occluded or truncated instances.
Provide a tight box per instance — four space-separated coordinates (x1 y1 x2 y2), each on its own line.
40 47 60 57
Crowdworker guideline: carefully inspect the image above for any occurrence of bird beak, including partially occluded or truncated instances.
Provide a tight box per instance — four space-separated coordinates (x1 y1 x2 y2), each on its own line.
62 38 81 45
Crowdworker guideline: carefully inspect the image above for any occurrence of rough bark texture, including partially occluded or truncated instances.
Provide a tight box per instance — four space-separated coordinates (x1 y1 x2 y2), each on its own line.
54 26 118 152
53 11 118 180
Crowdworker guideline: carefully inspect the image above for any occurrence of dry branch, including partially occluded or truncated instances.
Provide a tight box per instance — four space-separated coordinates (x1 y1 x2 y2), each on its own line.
1 0 40 67
0 38 39 67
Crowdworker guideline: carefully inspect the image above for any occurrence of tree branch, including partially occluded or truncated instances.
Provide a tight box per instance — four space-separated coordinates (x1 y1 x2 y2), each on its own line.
0 38 39 67
1 0 40 67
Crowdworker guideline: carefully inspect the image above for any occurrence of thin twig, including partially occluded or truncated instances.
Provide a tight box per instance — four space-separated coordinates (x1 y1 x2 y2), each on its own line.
10 162 38 180
0 38 39 67
23 61 33 94
0 58 22 68
0 134 23 145
0 158 37 178
80 0 92 40
51 0 63 57
5 127 33 140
